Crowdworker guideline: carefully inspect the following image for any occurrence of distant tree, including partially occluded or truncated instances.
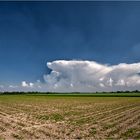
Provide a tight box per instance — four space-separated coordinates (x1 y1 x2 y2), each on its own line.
133 90 139 93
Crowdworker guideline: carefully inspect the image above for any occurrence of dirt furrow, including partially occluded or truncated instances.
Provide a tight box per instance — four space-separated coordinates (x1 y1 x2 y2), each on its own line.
71 104 138 125
67 104 123 120
105 110 140 138
100 105 140 124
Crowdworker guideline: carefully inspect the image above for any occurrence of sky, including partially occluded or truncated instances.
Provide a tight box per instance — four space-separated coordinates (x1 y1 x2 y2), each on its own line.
0 1 140 92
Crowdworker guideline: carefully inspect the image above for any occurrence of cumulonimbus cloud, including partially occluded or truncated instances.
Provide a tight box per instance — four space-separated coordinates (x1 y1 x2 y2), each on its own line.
43 60 140 92
1 60 140 92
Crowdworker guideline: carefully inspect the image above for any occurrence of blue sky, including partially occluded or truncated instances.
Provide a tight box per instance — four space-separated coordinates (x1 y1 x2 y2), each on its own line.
0 1 140 91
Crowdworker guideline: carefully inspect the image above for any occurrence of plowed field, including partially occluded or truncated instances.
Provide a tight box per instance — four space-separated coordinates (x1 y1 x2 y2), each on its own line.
0 94 139 139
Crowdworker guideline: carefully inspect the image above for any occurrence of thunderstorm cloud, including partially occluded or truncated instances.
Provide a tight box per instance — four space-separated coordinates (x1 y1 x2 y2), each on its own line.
43 60 140 92
1 60 140 92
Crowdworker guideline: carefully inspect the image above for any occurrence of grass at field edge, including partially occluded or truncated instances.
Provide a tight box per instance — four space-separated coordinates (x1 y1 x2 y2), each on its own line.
0 93 140 97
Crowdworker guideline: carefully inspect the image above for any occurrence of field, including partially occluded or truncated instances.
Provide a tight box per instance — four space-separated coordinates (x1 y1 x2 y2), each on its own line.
0 93 140 139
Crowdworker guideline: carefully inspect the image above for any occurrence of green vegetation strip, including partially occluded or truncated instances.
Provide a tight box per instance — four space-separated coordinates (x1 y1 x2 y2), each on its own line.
0 92 140 97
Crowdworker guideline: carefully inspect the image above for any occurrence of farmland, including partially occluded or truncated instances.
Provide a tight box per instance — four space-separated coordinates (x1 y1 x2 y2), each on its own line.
0 93 140 139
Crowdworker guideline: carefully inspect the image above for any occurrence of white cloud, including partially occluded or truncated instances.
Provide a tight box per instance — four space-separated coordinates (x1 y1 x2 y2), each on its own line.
1 60 140 92
29 82 34 87
21 81 34 88
21 81 29 87
43 60 140 92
